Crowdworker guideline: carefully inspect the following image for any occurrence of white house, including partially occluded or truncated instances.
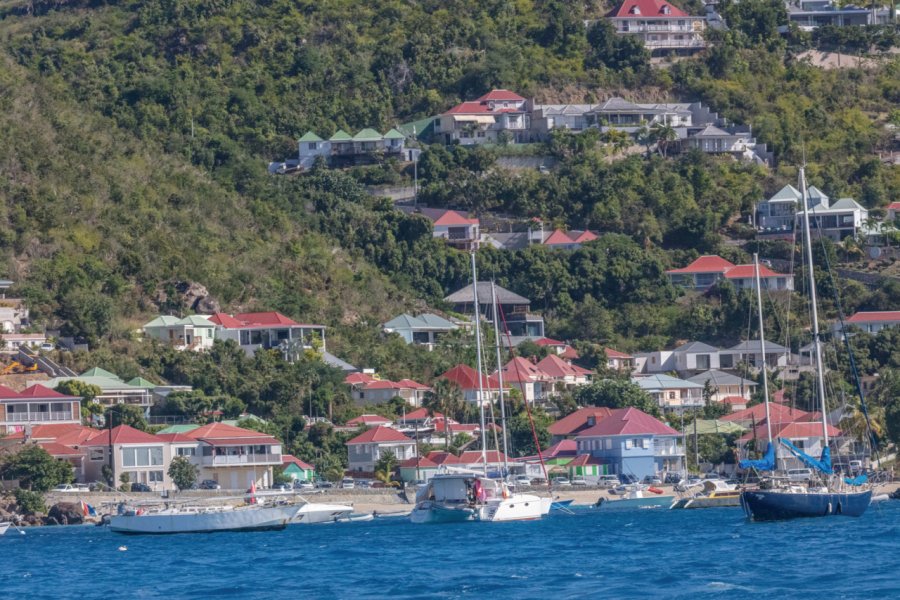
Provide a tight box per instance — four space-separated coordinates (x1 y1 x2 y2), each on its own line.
436 90 530 145
346 426 416 473
757 184 868 241
632 374 704 413
836 311 900 337
666 255 794 291
719 340 793 370
208 311 326 355
686 369 757 402
635 341 721 375
0 384 82 435
495 357 549 405
142 315 217 351
604 0 707 53
382 313 458 348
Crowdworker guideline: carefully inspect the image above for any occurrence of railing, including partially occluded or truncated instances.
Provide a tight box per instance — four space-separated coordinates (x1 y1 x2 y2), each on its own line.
644 38 707 48
621 25 696 33
204 454 281 466
6 411 75 422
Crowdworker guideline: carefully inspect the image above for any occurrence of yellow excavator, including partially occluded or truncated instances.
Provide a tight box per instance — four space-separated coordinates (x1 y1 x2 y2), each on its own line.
1 360 38 375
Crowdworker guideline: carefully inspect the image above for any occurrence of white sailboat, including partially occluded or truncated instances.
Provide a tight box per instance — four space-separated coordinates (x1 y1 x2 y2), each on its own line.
109 502 300 534
411 253 551 523
293 500 354 524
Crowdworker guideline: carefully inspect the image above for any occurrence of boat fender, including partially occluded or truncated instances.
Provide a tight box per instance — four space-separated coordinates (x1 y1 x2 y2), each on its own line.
648 487 663 495
502 487 510 499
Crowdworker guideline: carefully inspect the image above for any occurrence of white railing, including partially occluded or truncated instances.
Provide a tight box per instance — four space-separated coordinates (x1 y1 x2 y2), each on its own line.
6 411 75 422
204 454 281 466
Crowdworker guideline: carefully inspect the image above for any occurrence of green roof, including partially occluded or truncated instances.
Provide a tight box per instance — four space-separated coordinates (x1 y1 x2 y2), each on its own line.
353 128 383 142
126 377 157 389
144 316 181 328
383 128 405 140
298 131 323 143
398 116 437 138
157 424 200 434
81 367 121 380
330 129 352 141
45 376 140 391
179 315 214 327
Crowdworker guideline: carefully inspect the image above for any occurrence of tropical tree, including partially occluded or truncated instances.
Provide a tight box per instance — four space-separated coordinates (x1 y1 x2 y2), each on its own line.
423 379 464 450
650 122 678 158
0 445 74 491
574 379 659 416
374 449 398 486
167 456 199 491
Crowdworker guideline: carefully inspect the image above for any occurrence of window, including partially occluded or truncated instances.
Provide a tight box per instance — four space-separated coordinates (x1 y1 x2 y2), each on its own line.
642 438 650 449
149 471 164 483
90 448 104 461
668 391 676 400
625 439 634 449
122 446 164 467
308 143 317 150
605 439 612 450
176 447 196 457
240 331 250 345
207 329 213 338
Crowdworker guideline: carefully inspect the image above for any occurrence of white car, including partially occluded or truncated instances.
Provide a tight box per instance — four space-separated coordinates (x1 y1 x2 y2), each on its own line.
53 484 89 493
551 477 572 487
340 478 355 489
514 476 532 487
597 475 620 488
571 476 589 486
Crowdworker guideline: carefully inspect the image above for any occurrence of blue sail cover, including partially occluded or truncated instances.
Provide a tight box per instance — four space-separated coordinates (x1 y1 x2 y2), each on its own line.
779 439 833 475
739 441 776 471
844 474 868 486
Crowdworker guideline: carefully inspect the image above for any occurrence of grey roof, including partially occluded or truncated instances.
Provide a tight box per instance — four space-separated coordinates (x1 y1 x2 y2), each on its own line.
768 184 801 202
444 282 530 305
599 98 648 112
144 316 181 328
486 232 531 250
672 341 719 354
726 340 790 354
418 313 457 329
383 313 456 331
687 369 757 387
633 374 703 390
322 351 357 372
830 198 866 211
692 125 734 138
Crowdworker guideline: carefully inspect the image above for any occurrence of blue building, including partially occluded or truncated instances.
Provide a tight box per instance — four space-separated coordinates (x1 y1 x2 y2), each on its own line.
574 407 683 480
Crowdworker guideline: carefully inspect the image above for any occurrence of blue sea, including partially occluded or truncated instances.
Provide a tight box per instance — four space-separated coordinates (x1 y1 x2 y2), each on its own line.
4 502 900 599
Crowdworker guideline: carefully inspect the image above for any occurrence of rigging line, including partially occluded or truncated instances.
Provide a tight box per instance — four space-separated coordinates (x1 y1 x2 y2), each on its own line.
497 302 550 489
813 225 880 458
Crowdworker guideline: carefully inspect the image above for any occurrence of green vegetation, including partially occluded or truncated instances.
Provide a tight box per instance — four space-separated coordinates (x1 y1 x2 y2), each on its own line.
0 445 74 492
167 456 199 491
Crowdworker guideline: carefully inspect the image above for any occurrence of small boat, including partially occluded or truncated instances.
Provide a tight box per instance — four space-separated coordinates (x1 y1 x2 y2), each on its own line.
292 502 354 525
671 480 741 509
0 522 9 536
550 499 574 511
410 473 551 523
373 510 411 519
109 503 300 535
598 486 673 510
336 512 374 523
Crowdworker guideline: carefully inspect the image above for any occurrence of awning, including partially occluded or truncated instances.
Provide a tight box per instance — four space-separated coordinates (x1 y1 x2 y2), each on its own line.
451 115 496 124
683 419 747 435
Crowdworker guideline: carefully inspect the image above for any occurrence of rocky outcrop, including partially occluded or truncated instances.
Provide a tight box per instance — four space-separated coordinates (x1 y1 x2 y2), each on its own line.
154 281 221 314
46 502 84 526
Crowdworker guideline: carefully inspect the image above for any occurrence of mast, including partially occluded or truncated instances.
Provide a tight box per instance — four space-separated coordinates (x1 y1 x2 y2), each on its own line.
798 166 830 448
470 252 489 474
491 281 511 477
753 253 774 445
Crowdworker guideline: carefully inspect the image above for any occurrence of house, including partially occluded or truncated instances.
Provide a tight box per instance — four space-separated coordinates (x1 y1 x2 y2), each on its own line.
530 337 580 361
45 368 155 411
382 313 459 348
0 385 82 434
0 297 30 333
395 407 443 431
346 426 416 473
565 454 606 481
347 377 430 407
495 357 549 405
402 207 481 251
0 422 97 481
757 184 868 241
541 229 598 250
281 128 411 171
444 282 544 338
346 414 393 429
535 354 592 393
721 396 749 412
82 425 173 491
399 455 439 482
281 455 316 482
635 341 721 375
209 311 327 355
836 311 900 337
436 90 530 145
142 315 216 351
888 202 900 222
605 0 707 53
686 370 758 402
0 332 47 350
787 0 885 30
181 422 284 491
680 125 763 163
548 407 614 443
666 255 794 291
721 403 810 429
719 340 793 370
603 348 634 372
575 407 684 480
438 364 504 404
633 374 704 413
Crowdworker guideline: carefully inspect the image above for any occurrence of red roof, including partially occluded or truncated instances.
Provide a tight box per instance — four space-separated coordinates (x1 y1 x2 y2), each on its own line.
497 357 548 383
607 0 688 18
476 89 525 102
772 390 787 403
4 423 97 445
432 209 479 226
440 364 503 390
187 422 279 445
721 396 748 405
399 456 438 469
567 454 604 467
208 311 320 329
738 421 842 442
347 414 393 426
19 384 77 399
457 450 510 464
577 407 680 437
888 202 900 210
84 425 162 446
522 439 578 459
604 348 631 360
667 255 736 275
38 442 83 457
155 433 197 443
397 379 430 390
544 229 578 246
401 407 442 421
282 454 314 470
363 380 403 390
425 451 460 465
846 311 900 323
560 345 580 360
347 426 413 444
573 230 598 243
723 264 784 279
0 385 22 399
721 403 809 426
345 372 377 385
535 338 566 347
535 354 592 379
548 407 614 436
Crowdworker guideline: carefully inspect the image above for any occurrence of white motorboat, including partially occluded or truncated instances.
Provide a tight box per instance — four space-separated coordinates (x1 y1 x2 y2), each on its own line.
109 503 300 534
411 473 551 523
292 501 354 524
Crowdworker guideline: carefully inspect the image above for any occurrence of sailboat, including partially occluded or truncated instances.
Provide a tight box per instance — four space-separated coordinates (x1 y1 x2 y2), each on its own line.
410 254 552 523
739 167 873 521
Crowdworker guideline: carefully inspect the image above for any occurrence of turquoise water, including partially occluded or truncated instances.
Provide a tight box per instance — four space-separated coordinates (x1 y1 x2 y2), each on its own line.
4 502 900 599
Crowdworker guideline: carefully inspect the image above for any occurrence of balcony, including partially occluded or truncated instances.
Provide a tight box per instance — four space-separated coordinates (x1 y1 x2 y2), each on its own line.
203 454 282 466
6 411 76 422
654 442 684 457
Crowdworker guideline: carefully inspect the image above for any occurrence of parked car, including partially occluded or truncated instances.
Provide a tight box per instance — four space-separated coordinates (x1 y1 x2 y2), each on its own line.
53 484 90 493
530 477 548 486
340 478 355 489
514 476 532 487
787 468 813 482
642 475 662 485
293 480 315 490
597 475 620 488
316 480 334 489
663 473 683 485
551 477 572 487
571 476 589 486
130 482 151 492
39 342 56 352
619 474 638 484
269 483 292 492
198 480 221 490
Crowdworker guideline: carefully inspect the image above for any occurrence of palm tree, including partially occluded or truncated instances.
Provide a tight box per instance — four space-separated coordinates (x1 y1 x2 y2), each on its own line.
650 122 678 158
424 379 463 450
602 128 631 156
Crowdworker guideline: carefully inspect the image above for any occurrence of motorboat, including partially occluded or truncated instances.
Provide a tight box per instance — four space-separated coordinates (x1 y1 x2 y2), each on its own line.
598 485 672 510
109 502 300 534
670 480 740 509
292 501 354 524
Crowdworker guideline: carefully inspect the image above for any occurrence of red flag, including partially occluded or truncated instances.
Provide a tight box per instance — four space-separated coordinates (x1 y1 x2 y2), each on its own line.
249 481 257 504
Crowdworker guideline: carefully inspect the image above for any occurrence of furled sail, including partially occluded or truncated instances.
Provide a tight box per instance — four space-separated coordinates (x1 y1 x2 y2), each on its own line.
779 439 833 475
739 441 776 471
844 474 868 486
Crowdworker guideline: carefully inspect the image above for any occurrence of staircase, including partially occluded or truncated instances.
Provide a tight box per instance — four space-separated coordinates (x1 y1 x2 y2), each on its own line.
18 346 77 377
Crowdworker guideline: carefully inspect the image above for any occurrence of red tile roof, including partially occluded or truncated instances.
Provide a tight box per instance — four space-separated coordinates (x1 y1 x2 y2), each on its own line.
846 311 900 323
567 454 604 467
432 209 479 226
440 364 503 390
666 255 735 274
19 384 77 399
344 372 377 385
573 230 598 243
604 348 632 359
457 450 510 464
397 379 430 390
346 414 393 426
721 396 748 405
535 354 592 379
607 0 688 18
738 421 842 442
534 439 579 458
282 454 314 470
723 264 784 279
544 229 578 245
208 311 321 329
535 338 566 347
497 357 548 382
887 202 900 210
4 423 98 444
0 385 22 399
347 426 413 444
548 407 614 436
721 403 809 426
38 442 83 457
401 407 443 421
476 89 525 102
425 451 459 465
399 456 438 469
577 407 680 437
83 425 162 446
155 433 197 443
187 422 279 445
560 345 580 360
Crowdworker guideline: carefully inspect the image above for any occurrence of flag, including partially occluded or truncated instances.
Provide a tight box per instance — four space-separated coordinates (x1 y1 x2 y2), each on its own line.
86 503 96 516
249 481 257 505
81 501 88 516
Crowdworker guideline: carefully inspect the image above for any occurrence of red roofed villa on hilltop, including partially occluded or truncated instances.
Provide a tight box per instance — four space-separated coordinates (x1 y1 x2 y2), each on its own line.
346 426 416 473
605 0 707 53
666 255 794 291
835 311 900 337
0 384 82 434
437 90 529 145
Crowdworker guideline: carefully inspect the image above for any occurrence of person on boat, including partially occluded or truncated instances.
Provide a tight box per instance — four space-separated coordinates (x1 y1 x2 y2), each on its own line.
473 479 485 503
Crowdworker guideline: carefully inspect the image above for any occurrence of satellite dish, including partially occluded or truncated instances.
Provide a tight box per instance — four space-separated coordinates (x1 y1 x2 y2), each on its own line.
869 246 882 259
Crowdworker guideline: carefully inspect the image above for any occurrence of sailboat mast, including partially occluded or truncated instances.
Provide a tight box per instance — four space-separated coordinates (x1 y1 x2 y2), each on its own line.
470 252 489 474
491 281 511 475
753 253 774 445
798 167 830 448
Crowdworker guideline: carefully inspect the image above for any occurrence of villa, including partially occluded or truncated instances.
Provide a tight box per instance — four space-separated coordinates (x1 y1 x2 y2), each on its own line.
666 255 794 291
0 384 82 435
346 426 416 473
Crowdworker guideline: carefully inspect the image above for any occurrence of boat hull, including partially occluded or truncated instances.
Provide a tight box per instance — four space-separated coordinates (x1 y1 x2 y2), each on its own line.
476 494 550 522
409 501 475 524
110 505 299 534
740 489 872 521
601 496 672 510
292 503 354 524
0 522 9 536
